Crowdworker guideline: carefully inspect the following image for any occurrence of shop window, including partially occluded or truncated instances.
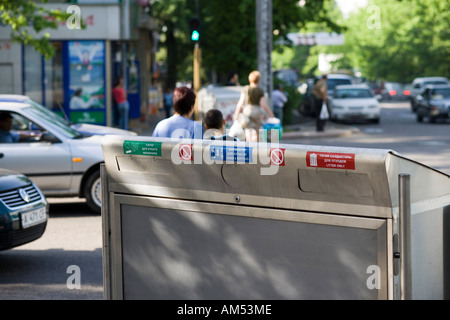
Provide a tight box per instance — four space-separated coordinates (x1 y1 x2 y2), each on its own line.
45 42 64 114
23 46 43 103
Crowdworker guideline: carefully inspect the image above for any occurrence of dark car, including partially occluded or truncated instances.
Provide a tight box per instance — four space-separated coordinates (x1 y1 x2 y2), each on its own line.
381 82 410 101
301 74 353 117
273 69 300 88
0 168 48 250
299 78 316 116
410 77 449 112
415 84 450 123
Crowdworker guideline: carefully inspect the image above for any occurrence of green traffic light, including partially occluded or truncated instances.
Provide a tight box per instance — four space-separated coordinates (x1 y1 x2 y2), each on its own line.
191 30 200 41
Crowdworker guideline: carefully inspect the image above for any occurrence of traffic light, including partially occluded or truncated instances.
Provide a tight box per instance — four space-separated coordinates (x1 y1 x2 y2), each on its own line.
190 18 200 42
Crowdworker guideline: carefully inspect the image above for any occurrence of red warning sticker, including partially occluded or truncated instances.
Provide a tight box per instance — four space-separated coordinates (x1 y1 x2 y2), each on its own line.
179 144 193 161
270 148 285 166
306 151 355 170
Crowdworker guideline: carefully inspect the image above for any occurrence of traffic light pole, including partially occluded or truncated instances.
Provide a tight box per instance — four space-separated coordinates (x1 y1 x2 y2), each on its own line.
193 43 201 121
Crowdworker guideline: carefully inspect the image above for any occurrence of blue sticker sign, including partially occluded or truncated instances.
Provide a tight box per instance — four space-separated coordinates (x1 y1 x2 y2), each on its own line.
210 145 253 163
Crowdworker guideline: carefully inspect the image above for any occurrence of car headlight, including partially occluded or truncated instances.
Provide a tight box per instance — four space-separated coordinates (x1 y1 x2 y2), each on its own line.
368 105 378 108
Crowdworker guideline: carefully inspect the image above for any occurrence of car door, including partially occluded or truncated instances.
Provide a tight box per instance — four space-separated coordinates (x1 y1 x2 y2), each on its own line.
0 141 72 193
0 112 73 194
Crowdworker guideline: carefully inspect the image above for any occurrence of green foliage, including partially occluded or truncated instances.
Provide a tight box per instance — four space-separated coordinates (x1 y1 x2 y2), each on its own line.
149 0 342 86
330 0 450 82
0 0 74 59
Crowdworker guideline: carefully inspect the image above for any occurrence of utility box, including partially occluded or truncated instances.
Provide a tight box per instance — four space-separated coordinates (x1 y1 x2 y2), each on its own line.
197 85 242 127
101 136 450 300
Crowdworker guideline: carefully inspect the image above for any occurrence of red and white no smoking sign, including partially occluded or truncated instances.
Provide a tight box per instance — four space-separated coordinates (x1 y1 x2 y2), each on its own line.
179 144 193 161
270 148 285 166
306 151 355 170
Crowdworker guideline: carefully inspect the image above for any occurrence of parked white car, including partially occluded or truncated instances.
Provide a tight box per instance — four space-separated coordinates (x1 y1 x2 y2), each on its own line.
0 95 137 213
329 84 381 123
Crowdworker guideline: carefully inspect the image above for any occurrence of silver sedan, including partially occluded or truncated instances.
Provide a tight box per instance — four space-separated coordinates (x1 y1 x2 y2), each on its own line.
0 95 137 213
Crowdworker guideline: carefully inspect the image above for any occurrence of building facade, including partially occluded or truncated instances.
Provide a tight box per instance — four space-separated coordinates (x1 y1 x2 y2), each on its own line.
0 0 157 128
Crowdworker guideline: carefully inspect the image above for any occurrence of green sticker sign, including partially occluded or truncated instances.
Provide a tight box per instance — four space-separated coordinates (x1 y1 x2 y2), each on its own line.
123 141 162 156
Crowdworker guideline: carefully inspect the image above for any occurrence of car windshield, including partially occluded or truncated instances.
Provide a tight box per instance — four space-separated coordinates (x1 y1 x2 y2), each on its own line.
431 88 450 99
385 83 402 90
334 89 373 99
424 80 448 86
25 99 84 139
327 79 352 90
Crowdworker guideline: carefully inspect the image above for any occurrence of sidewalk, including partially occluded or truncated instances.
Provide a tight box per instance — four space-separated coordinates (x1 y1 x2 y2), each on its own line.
130 110 360 140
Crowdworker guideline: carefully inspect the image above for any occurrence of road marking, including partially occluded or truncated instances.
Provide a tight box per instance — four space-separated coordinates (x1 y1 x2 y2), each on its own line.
364 128 384 133
417 141 447 146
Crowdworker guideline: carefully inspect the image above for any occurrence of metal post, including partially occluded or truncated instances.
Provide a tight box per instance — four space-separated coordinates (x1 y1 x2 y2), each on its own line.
256 0 273 106
399 173 412 300
105 40 112 127
193 0 200 120
101 164 111 300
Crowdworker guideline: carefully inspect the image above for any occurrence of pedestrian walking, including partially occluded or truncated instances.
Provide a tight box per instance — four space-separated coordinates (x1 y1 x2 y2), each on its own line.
226 70 240 86
112 76 130 130
312 74 328 132
152 86 203 139
163 87 174 118
203 109 239 141
271 83 288 125
233 70 275 142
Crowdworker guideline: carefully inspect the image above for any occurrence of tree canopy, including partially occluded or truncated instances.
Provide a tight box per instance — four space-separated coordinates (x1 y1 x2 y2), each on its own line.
0 0 73 59
327 0 450 82
150 0 343 88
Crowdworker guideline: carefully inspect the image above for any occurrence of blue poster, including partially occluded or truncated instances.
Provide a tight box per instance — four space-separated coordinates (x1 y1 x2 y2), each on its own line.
68 41 105 124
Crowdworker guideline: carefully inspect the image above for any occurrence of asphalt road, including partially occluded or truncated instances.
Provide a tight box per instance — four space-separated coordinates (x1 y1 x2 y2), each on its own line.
0 101 448 300
0 198 103 300
285 101 450 175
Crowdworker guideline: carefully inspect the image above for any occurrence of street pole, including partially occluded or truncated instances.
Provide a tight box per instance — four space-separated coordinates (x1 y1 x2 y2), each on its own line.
399 173 412 300
193 0 201 121
193 43 201 121
256 0 273 108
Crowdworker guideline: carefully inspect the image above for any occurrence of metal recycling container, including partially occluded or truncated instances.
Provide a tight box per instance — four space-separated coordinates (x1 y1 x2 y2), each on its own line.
101 136 450 300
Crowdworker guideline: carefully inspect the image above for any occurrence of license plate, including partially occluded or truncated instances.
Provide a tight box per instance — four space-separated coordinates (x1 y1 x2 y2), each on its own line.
347 113 363 118
21 206 47 228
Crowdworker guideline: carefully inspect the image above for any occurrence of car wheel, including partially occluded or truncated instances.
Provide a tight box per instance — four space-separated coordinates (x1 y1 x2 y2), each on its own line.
417 113 423 122
84 169 101 214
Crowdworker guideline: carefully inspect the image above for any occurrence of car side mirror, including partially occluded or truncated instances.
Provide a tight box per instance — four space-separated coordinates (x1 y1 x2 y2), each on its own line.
375 94 382 101
416 95 424 102
40 132 60 143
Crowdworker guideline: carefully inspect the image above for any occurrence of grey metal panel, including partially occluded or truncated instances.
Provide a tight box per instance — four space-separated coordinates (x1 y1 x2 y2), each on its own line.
102 136 396 218
117 195 388 300
411 207 444 299
100 136 450 300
